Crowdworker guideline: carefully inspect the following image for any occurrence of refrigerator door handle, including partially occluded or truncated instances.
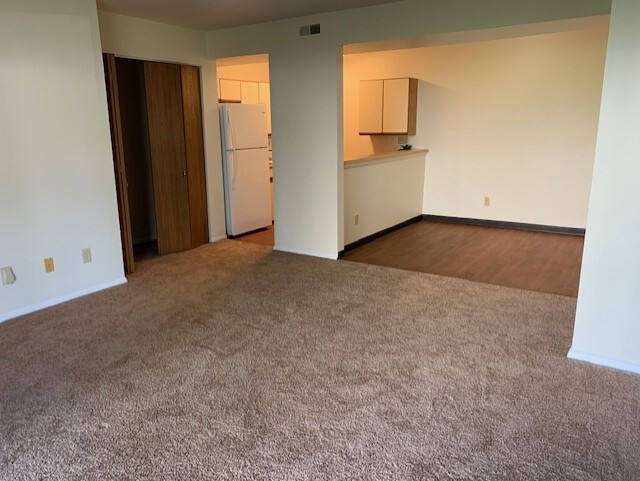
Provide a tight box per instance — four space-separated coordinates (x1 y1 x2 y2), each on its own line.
229 150 237 191
226 109 239 189
227 109 236 152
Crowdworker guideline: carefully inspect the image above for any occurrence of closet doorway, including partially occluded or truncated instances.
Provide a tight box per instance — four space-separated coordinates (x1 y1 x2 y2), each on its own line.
103 54 209 274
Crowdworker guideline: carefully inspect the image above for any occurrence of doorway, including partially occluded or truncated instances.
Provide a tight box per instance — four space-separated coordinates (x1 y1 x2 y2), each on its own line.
216 54 274 248
103 54 209 274
338 21 608 296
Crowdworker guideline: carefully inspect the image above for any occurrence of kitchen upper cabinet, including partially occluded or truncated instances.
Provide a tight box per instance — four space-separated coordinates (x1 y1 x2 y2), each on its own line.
259 82 272 134
383 78 417 135
258 82 270 103
219 78 241 102
359 80 383 134
359 77 418 136
241 81 260 104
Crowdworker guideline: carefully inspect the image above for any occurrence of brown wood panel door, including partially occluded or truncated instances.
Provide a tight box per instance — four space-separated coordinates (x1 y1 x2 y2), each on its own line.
180 65 209 248
103 53 135 274
143 61 192 254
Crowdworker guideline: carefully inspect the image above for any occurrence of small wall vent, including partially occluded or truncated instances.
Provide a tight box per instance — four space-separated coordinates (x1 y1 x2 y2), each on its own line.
299 24 321 36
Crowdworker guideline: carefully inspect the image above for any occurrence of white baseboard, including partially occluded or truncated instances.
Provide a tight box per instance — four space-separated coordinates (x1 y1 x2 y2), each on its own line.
209 234 228 243
274 244 338 260
568 348 640 375
0 277 128 324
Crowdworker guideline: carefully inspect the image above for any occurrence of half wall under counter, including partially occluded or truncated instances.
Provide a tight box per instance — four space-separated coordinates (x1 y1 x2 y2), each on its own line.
344 149 429 248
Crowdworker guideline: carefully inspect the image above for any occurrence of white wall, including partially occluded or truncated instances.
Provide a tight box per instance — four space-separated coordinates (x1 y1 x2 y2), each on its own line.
570 0 640 374
344 155 425 245
0 0 125 321
343 26 609 229
98 11 227 243
206 0 611 255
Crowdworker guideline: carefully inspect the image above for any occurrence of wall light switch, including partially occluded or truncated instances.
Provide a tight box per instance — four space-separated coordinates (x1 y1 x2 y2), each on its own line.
1 266 16 285
483 196 491 207
44 257 55 273
355 214 359 225
82 248 92 264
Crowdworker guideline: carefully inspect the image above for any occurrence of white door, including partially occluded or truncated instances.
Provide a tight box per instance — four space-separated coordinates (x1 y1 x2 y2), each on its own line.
222 103 269 150
359 80 383 134
383 78 409 134
241 81 260 104
225 148 271 236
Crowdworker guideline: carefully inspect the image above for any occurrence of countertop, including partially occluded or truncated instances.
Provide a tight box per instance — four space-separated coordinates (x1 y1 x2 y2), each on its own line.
344 149 429 167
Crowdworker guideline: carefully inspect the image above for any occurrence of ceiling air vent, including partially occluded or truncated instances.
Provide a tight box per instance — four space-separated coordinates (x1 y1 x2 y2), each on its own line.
299 24 321 36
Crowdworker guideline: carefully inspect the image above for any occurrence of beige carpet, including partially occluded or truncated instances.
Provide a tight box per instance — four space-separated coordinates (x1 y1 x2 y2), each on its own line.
1 241 638 480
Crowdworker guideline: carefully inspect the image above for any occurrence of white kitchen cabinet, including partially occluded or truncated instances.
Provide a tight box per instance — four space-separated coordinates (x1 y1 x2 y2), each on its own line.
359 80 383 134
219 78 241 102
383 78 415 134
359 78 417 135
258 82 270 104
241 81 260 104
259 82 272 134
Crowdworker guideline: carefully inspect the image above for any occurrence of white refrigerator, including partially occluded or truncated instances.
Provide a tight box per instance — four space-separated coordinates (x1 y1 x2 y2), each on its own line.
220 103 272 237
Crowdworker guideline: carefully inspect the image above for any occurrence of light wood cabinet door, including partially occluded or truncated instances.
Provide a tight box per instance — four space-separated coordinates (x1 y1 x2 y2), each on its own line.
219 78 241 102
241 81 260 104
359 80 383 135
259 82 272 134
382 78 410 134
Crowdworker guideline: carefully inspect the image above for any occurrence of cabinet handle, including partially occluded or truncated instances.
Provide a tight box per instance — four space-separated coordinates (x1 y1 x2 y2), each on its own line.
183 170 187 177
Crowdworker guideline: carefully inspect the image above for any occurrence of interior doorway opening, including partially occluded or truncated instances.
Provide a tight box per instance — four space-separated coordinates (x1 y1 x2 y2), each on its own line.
215 54 275 248
338 17 610 297
103 54 209 274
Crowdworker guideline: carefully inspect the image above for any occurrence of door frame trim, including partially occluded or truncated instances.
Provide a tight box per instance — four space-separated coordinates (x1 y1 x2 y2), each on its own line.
103 53 135 275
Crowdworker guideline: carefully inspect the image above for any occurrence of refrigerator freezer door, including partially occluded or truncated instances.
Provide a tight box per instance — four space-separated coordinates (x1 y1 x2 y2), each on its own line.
222 103 269 150
224 148 271 236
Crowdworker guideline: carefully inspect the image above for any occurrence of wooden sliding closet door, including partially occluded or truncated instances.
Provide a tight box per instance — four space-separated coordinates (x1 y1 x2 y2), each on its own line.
180 65 209 248
143 62 192 254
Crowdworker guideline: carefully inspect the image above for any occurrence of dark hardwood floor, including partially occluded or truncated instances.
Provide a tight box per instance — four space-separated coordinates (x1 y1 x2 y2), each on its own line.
343 221 585 297
234 225 275 247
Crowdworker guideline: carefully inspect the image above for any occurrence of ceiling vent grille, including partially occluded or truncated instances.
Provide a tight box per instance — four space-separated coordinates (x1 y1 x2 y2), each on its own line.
299 24 321 36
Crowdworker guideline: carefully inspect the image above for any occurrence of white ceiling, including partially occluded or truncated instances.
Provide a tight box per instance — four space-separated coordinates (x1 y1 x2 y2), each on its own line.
97 0 406 31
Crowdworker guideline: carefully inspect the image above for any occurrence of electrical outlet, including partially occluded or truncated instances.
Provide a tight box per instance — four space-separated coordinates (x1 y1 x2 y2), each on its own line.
82 248 92 264
397 135 408 144
44 257 55 273
355 214 359 225
1 266 16 285
483 196 491 207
